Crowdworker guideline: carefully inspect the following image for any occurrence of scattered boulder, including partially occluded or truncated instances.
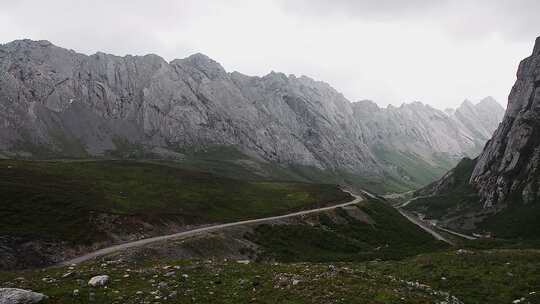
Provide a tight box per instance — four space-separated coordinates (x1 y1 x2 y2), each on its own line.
62 272 74 278
163 271 175 277
0 288 48 304
455 249 473 255
88 275 110 287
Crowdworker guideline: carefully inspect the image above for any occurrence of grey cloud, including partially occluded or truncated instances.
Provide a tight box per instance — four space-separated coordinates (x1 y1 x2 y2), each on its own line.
278 0 540 41
278 0 446 20
0 0 535 110
0 0 195 58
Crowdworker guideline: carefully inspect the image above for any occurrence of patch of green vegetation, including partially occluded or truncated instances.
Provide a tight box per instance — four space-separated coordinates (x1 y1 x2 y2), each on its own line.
7 140 420 195
460 238 540 250
373 146 456 188
4 249 539 304
176 145 251 161
286 165 417 194
152 148 317 183
11 128 89 159
249 199 448 262
106 137 154 159
0 160 350 245
406 195 482 219
406 157 481 219
373 249 540 304
0 258 461 304
161 152 414 195
345 171 416 194
47 127 89 158
480 201 540 239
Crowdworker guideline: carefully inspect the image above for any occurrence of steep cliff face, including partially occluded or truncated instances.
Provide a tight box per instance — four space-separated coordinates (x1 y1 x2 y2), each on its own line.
471 37 540 207
0 39 503 188
409 37 540 238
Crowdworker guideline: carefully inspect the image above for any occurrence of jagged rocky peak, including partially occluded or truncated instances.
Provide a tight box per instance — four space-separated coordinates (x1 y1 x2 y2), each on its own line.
171 52 229 80
2 39 54 49
471 36 540 206
477 96 503 108
351 98 503 179
353 99 380 111
452 97 505 140
0 39 506 189
444 108 455 116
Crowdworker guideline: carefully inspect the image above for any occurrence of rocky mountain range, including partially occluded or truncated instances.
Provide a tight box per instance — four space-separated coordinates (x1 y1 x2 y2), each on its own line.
0 39 504 189
353 97 504 185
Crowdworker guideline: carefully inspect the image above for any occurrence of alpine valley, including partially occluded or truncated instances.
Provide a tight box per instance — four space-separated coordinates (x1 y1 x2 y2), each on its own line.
3 35 540 304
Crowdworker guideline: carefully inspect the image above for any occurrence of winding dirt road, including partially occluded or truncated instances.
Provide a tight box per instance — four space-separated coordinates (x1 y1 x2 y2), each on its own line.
396 194 477 242
396 208 455 245
59 191 364 266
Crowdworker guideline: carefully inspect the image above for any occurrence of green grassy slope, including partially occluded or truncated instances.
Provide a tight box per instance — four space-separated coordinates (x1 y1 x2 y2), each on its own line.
160 145 416 194
0 258 459 304
373 147 457 188
374 249 540 304
249 199 448 262
6 143 420 194
405 158 482 220
1 249 538 304
480 202 540 239
0 159 350 246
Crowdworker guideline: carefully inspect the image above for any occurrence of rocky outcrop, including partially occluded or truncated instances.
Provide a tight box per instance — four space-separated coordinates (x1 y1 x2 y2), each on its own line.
88 275 110 287
0 288 47 304
0 39 503 186
471 36 540 206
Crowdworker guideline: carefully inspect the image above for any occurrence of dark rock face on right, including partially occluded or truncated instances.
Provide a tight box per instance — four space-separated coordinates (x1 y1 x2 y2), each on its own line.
471 37 540 207
410 37 540 238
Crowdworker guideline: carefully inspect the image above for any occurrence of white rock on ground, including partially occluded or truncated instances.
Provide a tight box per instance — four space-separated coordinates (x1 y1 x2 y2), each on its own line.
0 288 48 304
88 275 110 287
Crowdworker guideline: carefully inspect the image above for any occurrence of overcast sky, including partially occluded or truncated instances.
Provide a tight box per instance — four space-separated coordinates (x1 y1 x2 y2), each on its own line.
1 0 538 109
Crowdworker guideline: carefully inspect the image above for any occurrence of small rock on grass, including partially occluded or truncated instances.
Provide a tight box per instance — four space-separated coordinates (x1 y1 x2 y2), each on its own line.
88 275 110 287
0 288 48 304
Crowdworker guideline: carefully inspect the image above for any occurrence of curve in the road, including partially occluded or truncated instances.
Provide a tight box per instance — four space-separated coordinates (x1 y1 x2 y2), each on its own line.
396 208 454 245
437 226 477 240
59 191 364 266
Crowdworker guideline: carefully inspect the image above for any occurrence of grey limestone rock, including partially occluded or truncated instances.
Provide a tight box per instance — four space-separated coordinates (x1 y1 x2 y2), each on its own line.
0 288 47 304
0 39 503 183
471 36 540 206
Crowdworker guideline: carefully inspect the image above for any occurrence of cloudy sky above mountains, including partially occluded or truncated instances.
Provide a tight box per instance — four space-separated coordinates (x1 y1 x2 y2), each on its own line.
0 0 538 109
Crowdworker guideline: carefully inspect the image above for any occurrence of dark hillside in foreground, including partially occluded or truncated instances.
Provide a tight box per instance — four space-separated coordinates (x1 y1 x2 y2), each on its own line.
1 249 538 304
0 159 350 270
